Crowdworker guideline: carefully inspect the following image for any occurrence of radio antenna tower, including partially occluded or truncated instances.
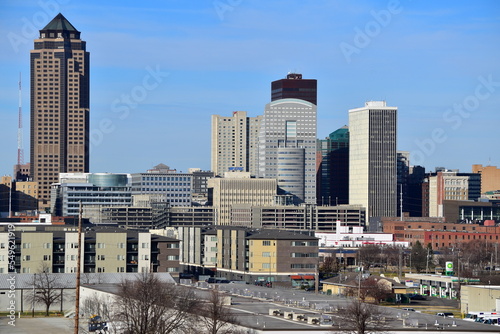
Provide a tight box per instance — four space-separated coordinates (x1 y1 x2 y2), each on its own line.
17 73 24 168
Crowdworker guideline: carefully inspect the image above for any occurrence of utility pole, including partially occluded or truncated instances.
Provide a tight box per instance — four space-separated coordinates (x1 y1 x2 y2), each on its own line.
357 262 362 299
398 248 402 279
315 261 319 295
400 184 403 221
8 181 12 218
32 273 36 317
426 247 430 274
74 202 82 334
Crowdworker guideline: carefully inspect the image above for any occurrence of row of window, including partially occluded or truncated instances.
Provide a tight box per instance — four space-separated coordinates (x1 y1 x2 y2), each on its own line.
142 176 190 181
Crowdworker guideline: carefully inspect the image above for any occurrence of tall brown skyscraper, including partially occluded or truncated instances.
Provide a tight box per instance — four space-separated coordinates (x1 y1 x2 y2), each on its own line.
30 14 90 209
271 73 317 105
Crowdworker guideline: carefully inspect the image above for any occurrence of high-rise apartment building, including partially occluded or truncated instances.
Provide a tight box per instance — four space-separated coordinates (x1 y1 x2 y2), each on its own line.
349 101 397 220
259 99 317 204
271 73 317 105
211 111 262 177
30 14 90 209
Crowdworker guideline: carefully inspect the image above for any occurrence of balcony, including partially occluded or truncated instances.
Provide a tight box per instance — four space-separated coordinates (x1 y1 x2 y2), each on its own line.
53 247 65 253
127 245 139 253
127 255 138 265
85 244 96 253
53 259 65 266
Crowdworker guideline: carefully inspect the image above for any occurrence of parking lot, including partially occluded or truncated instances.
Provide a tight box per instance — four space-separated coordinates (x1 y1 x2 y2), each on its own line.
202 282 498 332
0 317 73 334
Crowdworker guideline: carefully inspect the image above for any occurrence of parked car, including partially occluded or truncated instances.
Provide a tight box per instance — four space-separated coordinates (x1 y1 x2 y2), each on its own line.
436 312 454 318
408 294 426 300
206 277 230 284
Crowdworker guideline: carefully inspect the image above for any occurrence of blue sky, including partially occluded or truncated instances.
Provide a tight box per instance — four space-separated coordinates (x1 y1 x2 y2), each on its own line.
0 0 499 177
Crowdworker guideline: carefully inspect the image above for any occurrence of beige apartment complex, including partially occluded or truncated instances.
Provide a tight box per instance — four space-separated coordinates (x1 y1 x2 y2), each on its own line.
0 227 179 275
30 14 90 209
211 111 262 177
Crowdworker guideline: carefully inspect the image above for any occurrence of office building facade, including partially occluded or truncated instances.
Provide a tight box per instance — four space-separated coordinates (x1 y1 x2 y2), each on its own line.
30 14 90 209
208 172 277 225
271 73 317 105
259 99 317 204
51 173 132 217
316 126 349 206
349 101 397 220
425 170 477 217
131 166 193 207
230 204 365 230
472 164 500 194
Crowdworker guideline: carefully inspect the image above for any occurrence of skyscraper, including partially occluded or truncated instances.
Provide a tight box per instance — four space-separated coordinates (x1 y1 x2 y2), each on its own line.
30 14 90 209
271 73 317 105
259 99 317 204
211 111 262 177
349 101 397 220
316 126 349 206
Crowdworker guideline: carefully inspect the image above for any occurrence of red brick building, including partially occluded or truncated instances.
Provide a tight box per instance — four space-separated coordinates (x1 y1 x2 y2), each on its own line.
382 217 500 250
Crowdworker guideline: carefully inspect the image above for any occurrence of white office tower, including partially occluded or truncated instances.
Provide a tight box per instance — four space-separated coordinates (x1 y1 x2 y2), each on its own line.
258 99 317 204
349 101 397 220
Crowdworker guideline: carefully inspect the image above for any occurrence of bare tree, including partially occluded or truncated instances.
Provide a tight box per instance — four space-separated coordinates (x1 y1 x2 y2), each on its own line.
336 299 388 334
114 273 199 334
357 245 382 270
197 289 239 334
27 262 62 316
320 256 340 276
410 241 426 273
380 245 400 269
460 240 493 271
365 278 393 305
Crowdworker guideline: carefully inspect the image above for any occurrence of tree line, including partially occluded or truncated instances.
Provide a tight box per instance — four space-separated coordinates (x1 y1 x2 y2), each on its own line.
320 240 500 278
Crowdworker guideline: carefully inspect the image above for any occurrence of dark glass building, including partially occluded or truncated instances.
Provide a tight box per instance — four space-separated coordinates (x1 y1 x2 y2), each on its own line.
316 126 349 206
271 73 317 105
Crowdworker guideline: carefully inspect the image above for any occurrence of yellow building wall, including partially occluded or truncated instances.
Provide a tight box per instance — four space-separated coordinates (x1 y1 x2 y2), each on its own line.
21 233 53 273
95 233 127 273
249 239 277 274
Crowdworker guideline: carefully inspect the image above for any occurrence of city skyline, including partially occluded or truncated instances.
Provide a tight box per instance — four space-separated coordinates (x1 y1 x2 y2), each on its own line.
1 1 499 178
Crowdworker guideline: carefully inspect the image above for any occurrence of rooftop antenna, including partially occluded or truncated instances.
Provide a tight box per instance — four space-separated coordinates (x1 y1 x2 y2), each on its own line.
17 73 24 170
